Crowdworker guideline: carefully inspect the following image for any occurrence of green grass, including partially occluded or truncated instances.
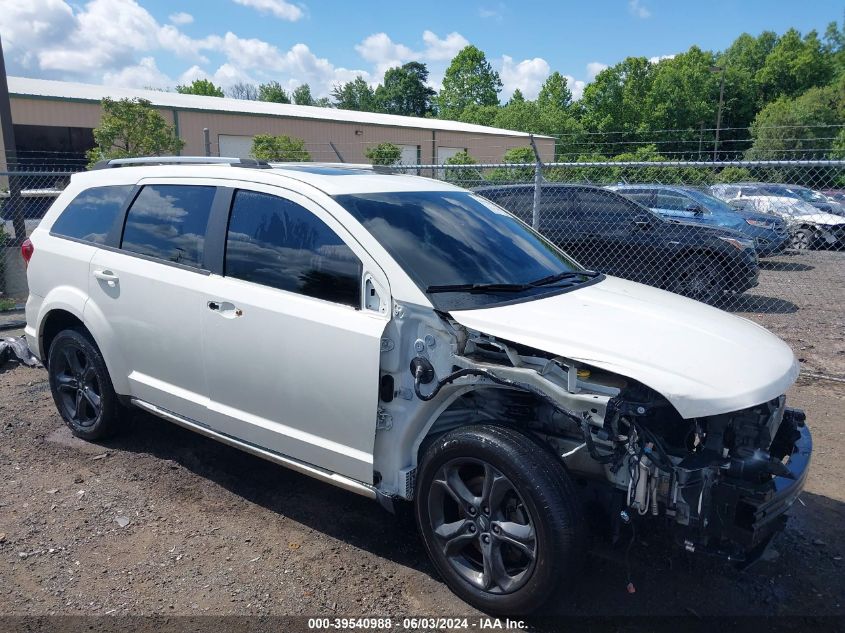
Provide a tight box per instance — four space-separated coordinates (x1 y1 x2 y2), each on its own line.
0 298 17 312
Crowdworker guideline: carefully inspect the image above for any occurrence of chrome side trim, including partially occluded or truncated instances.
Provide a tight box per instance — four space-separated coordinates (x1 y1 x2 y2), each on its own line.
131 398 377 499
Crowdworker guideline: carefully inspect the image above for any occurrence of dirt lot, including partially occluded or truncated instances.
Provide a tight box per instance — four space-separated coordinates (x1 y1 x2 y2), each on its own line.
0 251 843 630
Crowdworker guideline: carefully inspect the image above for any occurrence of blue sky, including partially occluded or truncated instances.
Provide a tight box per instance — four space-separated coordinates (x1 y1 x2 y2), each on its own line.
1 0 842 100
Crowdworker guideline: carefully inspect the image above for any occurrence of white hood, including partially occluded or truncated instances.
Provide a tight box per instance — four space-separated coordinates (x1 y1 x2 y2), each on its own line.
450 276 798 419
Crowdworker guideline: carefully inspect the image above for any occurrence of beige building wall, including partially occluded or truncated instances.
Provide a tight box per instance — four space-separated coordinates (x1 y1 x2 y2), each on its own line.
5 96 555 166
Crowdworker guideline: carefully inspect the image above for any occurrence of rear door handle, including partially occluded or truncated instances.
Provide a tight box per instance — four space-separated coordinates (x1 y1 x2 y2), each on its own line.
93 269 119 286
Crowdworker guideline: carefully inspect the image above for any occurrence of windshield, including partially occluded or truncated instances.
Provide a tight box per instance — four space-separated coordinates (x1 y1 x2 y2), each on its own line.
335 191 591 310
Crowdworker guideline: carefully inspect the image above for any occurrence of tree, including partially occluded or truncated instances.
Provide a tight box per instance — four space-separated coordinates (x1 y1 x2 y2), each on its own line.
487 146 536 183
436 45 502 119
374 62 436 117
643 46 721 155
756 29 834 104
176 79 224 97
228 82 258 100
86 98 184 167
332 76 379 111
579 57 655 151
508 88 525 104
456 103 501 125
747 83 841 159
537 72 572 112
258 81 291 103
292 84 314 105
443 150 483 186
364 142 402 165
251 135 310 161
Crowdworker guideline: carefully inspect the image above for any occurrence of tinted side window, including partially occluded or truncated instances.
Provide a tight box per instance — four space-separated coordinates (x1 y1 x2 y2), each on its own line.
618 190 655 207
51 185 133 244
656 191 692 211
576 189 641 217
121 185 216 268
225 190 362 308
480 189 534 220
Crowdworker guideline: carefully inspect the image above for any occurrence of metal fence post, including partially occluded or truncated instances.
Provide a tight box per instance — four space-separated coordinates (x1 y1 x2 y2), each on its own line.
529 134 544 230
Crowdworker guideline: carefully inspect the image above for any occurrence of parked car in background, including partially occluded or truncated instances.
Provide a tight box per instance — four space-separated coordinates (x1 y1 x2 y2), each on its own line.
821 189 845 205
474 183 759 305
607 184 788 257
710 183 845 250
749 183 845 217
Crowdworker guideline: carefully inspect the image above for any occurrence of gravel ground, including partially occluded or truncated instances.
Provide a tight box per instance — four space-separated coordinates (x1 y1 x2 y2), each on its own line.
0 250 843 630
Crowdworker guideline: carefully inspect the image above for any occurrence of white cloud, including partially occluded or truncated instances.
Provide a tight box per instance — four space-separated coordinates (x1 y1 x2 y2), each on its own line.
586 61 607 81
498 55 550 100
350 30 469 87
355 33 415 80
231 0 304 21
628 0 650 18
564 75 586 101
421 30 469 61
103 56 171 89
648 54 676 64
0 0 210 79
169 11 193 25
478 4 505 21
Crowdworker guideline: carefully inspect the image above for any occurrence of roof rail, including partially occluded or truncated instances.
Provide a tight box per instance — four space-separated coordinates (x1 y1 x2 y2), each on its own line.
91 156 271 170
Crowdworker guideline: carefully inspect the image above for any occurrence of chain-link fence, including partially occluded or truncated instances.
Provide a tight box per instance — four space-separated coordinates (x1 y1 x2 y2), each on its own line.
0 170 74 302
383 159 845 317
1 161 843 320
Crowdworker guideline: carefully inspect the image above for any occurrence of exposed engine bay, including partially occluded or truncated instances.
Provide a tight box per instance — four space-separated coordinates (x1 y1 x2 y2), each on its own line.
379 310 811 561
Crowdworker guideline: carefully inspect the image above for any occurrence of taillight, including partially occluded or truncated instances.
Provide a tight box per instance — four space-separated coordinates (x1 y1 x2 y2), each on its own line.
21 238 34 267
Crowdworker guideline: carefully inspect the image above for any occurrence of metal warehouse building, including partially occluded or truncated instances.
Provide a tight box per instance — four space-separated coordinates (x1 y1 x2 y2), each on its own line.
1 77 554 168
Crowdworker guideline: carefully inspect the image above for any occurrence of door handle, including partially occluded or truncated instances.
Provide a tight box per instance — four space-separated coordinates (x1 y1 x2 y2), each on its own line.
93 269 119 286
208 301 243 318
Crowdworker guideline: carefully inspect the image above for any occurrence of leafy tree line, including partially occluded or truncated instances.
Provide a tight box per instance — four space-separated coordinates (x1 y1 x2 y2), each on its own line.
326 19 845 161
90 18 845 168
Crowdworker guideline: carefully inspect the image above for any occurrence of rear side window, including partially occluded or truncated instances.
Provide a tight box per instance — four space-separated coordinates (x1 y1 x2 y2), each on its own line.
121 185 216 268
51 185 133 244
576 189 642 217
225 190 361 308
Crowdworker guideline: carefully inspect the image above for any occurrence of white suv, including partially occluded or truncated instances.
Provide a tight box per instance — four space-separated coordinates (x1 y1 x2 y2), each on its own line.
24 158 811 614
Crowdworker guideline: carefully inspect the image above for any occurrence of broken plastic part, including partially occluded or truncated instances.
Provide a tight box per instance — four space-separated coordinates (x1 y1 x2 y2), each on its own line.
0 337 40 369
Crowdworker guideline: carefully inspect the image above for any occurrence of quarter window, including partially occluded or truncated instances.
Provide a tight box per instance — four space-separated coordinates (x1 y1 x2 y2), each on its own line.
225 190 362 308
120 185 216 268
51 185 134 244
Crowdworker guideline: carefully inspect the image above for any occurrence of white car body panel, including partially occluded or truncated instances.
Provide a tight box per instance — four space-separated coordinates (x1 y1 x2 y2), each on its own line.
451 276 798 419
736 196 844 226
197 180 391 482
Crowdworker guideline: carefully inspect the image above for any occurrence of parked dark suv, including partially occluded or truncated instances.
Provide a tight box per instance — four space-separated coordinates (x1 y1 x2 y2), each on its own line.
474 184 759 304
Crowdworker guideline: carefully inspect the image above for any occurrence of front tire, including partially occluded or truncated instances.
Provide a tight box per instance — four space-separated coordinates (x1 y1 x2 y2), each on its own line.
47 328 122 441
415 425 585 615
790 228 814 250
666 253 726 304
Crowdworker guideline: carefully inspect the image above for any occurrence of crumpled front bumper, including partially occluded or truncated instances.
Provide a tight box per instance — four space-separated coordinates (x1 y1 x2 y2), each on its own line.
679 413 811 561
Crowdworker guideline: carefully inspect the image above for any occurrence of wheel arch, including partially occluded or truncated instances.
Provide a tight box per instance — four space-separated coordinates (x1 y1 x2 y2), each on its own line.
409 386 557 486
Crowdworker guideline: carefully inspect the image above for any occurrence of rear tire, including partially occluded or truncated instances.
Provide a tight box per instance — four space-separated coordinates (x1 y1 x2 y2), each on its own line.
47 328 122 441
666 253 726 304
415 424 585 615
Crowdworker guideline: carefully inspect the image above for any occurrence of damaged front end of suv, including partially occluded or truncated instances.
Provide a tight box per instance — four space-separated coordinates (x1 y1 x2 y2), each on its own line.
392 305 811 564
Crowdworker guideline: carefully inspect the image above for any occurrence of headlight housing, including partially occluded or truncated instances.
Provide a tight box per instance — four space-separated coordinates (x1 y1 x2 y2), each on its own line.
745 218 774 229
718 236 755 251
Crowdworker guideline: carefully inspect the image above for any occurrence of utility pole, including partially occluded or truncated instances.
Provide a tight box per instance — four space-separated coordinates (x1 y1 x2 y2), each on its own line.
697 120 705 160
711 65 725 161
0 34 24 244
